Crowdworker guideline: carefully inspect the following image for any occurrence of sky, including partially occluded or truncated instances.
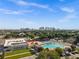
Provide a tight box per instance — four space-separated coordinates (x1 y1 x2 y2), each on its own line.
0 0 79 29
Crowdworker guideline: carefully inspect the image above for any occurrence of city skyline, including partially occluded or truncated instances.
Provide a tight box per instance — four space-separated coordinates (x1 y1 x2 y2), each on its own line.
0 0 79 29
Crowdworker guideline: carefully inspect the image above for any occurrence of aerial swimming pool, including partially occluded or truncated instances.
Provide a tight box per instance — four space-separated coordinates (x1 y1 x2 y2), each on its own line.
42 42 64 48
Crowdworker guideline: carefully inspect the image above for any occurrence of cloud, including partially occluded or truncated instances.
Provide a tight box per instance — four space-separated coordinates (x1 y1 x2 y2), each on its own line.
59 0 65 2
60 7 75 13
11 0 53 12
59 7 76 23
29 3 53 11
18 19 35 24
15 0 27 5
58 13 76 23
0 8 32 15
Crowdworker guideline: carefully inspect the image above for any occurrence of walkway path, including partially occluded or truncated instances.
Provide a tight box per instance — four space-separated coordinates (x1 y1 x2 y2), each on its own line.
5 52 79 59
19 54 79 59
19 55 36 59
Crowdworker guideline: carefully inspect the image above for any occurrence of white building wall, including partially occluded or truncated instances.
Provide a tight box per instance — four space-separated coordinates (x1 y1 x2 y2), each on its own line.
4 38 27 51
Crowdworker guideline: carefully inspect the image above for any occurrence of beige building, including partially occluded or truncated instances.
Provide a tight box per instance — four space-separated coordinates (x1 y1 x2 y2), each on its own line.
4 38 27 52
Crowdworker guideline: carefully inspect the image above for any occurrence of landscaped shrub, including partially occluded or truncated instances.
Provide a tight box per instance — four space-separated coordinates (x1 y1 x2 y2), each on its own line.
36 49 48 59
71 44 76 51
55 48 63 56
76 48 79 54
76 57 79 59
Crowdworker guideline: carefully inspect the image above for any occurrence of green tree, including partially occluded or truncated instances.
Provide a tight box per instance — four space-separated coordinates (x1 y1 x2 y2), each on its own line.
48 50 60 59
71 44 76 51
55 48 63 56
36 49 60 59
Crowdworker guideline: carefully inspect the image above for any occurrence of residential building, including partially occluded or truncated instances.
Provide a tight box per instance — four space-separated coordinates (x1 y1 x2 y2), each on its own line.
4 38 27 52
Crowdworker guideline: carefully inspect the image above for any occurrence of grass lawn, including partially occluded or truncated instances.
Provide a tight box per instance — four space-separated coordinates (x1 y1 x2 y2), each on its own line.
5 53 32 59
5 48 32 59
5 48 30 56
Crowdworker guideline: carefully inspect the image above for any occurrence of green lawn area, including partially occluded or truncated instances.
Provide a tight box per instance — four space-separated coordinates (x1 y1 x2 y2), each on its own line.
5 49 32 59
5 53 32 59
5 49 30 56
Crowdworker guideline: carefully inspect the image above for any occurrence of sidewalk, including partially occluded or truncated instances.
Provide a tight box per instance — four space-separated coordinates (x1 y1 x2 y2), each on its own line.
19 55 36 59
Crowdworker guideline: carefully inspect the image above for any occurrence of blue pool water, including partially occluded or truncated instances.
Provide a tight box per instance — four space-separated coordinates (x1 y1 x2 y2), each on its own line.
42 42 64 48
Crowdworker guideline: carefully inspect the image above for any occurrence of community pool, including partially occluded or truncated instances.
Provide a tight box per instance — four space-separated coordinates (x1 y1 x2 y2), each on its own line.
42 42 64 48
